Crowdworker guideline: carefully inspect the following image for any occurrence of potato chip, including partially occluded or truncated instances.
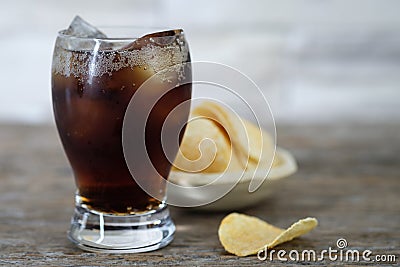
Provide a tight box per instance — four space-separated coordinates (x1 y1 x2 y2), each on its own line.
242 118 274 164
191 101 274 168
173 117 233 173
218 213 318 256
192 101 250 168
173 114 247 173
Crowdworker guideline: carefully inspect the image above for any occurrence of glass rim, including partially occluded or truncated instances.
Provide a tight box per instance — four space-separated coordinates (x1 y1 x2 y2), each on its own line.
57 27 184 42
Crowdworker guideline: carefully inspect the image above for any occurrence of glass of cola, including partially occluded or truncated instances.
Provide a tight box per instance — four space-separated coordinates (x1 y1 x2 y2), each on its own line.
51 17 192 253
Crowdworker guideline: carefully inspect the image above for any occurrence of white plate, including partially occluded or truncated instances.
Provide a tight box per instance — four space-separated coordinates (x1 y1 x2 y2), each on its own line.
168 147 297 211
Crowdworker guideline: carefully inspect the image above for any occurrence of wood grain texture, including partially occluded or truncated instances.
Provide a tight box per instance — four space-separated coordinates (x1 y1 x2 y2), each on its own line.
0 123 399 266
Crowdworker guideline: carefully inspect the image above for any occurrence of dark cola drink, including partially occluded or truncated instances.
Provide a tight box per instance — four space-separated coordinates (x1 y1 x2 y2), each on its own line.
52 29 191 214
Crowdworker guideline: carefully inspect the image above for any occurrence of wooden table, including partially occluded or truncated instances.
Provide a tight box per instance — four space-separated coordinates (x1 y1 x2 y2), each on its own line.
0 123 399 266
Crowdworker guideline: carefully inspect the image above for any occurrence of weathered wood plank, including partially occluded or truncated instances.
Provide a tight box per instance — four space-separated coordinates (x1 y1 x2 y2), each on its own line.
0 123 398 266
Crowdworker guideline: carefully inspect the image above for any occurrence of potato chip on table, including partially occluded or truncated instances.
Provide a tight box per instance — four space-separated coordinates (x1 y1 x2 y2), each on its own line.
218 213 318 256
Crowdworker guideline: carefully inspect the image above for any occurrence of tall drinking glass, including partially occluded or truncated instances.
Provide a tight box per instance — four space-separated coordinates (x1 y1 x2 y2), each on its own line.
51 27 192 252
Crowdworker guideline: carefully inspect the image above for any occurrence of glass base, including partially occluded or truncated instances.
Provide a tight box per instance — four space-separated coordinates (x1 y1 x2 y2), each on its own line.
68 203 175 253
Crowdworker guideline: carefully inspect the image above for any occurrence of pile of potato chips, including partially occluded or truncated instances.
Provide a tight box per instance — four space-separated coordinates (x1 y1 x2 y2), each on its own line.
173 101 276 173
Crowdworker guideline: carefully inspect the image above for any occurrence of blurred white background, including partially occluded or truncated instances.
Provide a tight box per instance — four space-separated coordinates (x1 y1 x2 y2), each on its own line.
0 0 399 124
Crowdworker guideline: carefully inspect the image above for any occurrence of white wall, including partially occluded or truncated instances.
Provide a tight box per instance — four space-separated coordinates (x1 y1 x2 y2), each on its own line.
1 0 399 123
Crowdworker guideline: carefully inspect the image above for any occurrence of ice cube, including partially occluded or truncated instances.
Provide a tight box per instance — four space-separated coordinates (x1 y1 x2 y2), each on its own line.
65 16 107 38
61 16 112 51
